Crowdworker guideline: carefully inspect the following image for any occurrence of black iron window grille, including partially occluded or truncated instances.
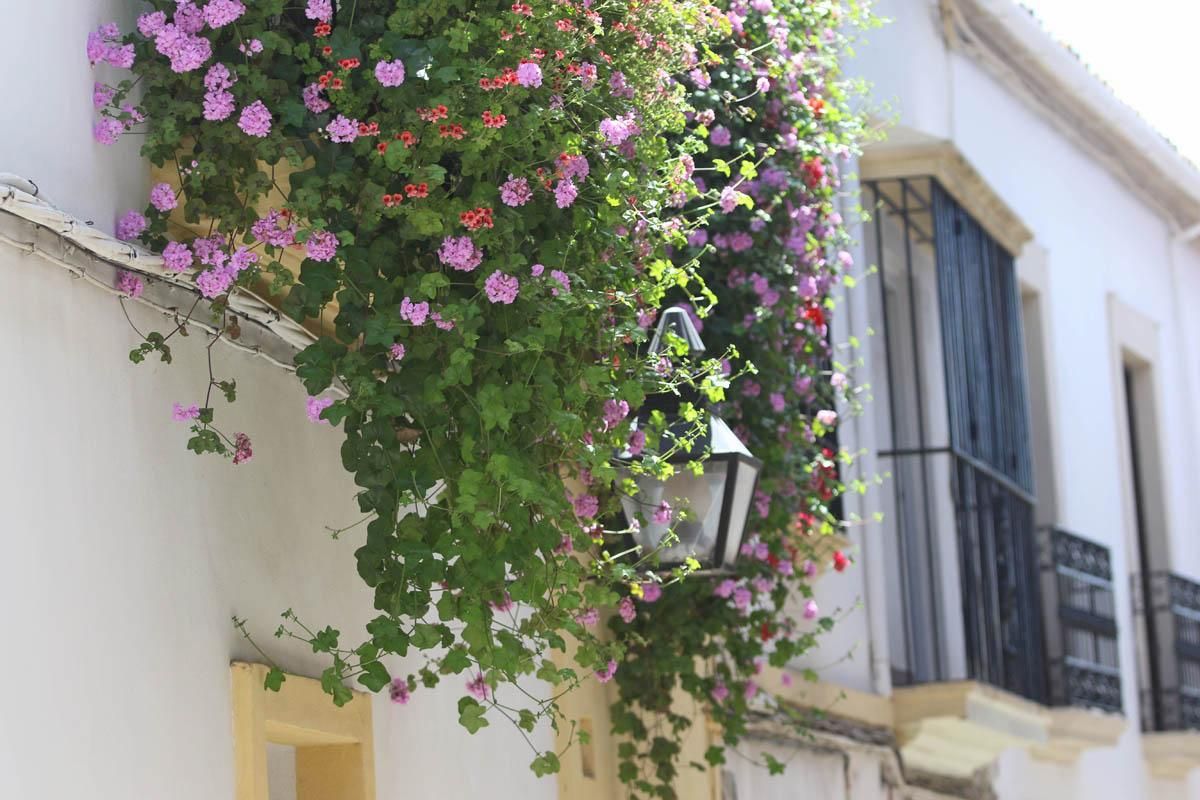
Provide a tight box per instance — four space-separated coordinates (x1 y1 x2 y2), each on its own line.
865 176 1046 703
1141 573 1200 730
1039 528 1122 713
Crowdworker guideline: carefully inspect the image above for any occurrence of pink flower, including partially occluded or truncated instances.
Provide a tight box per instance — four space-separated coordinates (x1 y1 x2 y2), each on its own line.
575 608 600 627
554 179 578 208
306 395 334 423
781 671 794 687
239 38 263 56
769 392 786 413
305 230 339 262
438 236 484 272
602 399 629 430
719 186 743 213
571 493 599 519
803 599 819 620
484 271 520 304
816 409 838 426
389 678 412 705
116 210 147 241
172 403 200 421
87 24 134 69
500 175 532 207
155 26 212 73
803 559 817 578
196 269 233 299
466 673 489 701
652 501 672 525
710 125 731 146
431 312 455 330
232 433 253 464
579 62 597 89
203 89 235 121
202 0 245 28
744 680 758 700
491 592 515 613
516 62 543 88
93 118 124 145
92 82 115 109
302 83 330 114
389 343 406 361
375 59 406 87
711 681 729 704
549 270 571 296
149 183 177 213
627 429 646 456
162 242 194 272
599 115 637 147
238 100 272 137
137 11 167 37
618 596 636 624
400 297 430 326
714 579 737 599
251 210 298 248
306 0 333 21
640 582 662 603
530 263 545 277
733 586 752 612
117 271 144 298
595 660 618 684
326 115 359 143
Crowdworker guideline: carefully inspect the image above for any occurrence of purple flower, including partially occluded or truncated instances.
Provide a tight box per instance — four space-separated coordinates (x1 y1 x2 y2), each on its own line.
154 25 212 73
744 680 758 700
174 2 206 33
465 673 488 701
560 155 590 181
640 582 662 603
232 432 253 465
618 596 636 624
491 593 515 614
554 179 578 209
251 210 298 248
711 681 729 703
689 68 711 88
400 297 430 326
499 175 532 207
326 115 359 143
627 429 646 456
602 398 629 430
595 660 618 684
652 501 672 525
239 38 263 56
599 115 637 147
572 493 599 519
87 24 134 69
484 271 520 304
238 100 272 137
92 83 115 109
375 59 406 87
710 125 732 146
803 599 819 620
93 118 124 145
149 183 177 213
719 186 743 213
302 83 330 114
390 343 406 361
733 586 752 612
204 63 234 91
575 608 600 627
549 270 571 296
307 395 334 423
137 11 167 37
714 579 737 599
305 230 339 262
306 0 333 21
172 403 201 421
389 678 412 705
530 263 545 277
781 672 794 687
579 62 597 89
162 242 194 272
116 210 147 242
202 0 245 28
117 271 144 298
516 62 542 88
438 236 484 272
196 268 233 299
803 559 817 578
203 90 235 121
432 312 455 331
769 392 786 413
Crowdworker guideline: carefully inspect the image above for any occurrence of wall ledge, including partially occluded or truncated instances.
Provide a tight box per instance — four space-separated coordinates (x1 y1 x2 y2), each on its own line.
1031 706 1126 763
1143 731 1200 779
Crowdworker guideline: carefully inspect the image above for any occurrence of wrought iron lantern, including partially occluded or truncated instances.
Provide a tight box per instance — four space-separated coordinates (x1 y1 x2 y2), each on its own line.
614 307 762 571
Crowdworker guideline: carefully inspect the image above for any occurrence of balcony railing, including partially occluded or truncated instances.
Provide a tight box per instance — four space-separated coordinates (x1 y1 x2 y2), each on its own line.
1143 572 1200 730
1039 528 1122 713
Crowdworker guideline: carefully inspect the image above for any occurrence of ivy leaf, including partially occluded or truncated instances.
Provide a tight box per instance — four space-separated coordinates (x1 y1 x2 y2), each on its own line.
530 752 560 777
457 697 490 734
264 668 286 692
357 661 391 692
763 753 786 775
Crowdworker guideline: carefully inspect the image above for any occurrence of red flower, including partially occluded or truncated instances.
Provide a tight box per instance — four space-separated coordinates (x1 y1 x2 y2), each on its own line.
313 23 331 37
376 141 388 154
481 110 507 128
833 551 849 572
803 156 825 188
760 622 773 642
459 207 494 231
807 96 826 117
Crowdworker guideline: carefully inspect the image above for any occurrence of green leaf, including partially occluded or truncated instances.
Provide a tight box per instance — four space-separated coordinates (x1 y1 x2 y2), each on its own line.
457 697 490 734
530 752 560 777
357 661 392 692
264 667 286 692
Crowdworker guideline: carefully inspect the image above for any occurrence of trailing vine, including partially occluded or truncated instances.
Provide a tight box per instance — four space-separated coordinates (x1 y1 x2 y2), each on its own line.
88 0 871 788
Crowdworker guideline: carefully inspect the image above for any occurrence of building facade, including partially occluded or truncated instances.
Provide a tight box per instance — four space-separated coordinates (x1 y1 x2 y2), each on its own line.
5 0 1200 798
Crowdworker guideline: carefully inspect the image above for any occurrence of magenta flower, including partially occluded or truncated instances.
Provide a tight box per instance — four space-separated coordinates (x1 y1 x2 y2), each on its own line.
640 582 662 603
87 24 134 69
499 175 532 207
769 392 785 413
137 11 167 37
465 673 488 701
302 83 330 114
652 501 672 525
431 312 455 330
375 59 406 87
389 343 406 361
438 236 484 272
516 62 542 88
719 186 743 213
484 271 520 304
232 432 253 464
744 680 758 700
599 115 637 147
305 230 339 262
154 26 212 73
93 118 124 145
202 0 245 28
306 0 333 22
172 403 200 421
400 297 430 326
326 115 359 143
803 599 819 620
714 579 737 599
203 90 235 121
574 608 600 627
710 125 732 146
238 100 272 137
149 183 177 213
92 82 115 109
306 395 334 424
571 493 599 519
627 429 646 456
239 38 263 56
602 399 629 430
491 592 515 614
711 681 729 704
389 678 412 705
781 671 794 687
733 586 752 612
549 270 571 296
803 559 817 578
204 63 234 91
116 271 144 298
116 210 147 242
595 660 618 684
251 210 298 248
579 62 598 89
162 242 194 272
530 263 545 277
554 179 578 209
618 596 636 624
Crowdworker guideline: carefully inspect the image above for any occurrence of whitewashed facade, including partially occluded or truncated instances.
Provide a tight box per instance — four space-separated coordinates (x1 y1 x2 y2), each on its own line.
6 1 1200 798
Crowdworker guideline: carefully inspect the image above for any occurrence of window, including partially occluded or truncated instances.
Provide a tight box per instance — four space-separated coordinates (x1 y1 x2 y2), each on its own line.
231 662 376 800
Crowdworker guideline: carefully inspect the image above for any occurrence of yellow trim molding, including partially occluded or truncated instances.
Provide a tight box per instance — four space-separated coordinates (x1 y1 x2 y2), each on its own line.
1143 732 1200 779
231 661 376 800
859 142 1033 257
1031 706 1125 763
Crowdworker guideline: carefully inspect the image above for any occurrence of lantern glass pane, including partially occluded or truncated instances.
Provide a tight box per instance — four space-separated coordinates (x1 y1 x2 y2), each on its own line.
721 458 760 567
620 462 730 565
